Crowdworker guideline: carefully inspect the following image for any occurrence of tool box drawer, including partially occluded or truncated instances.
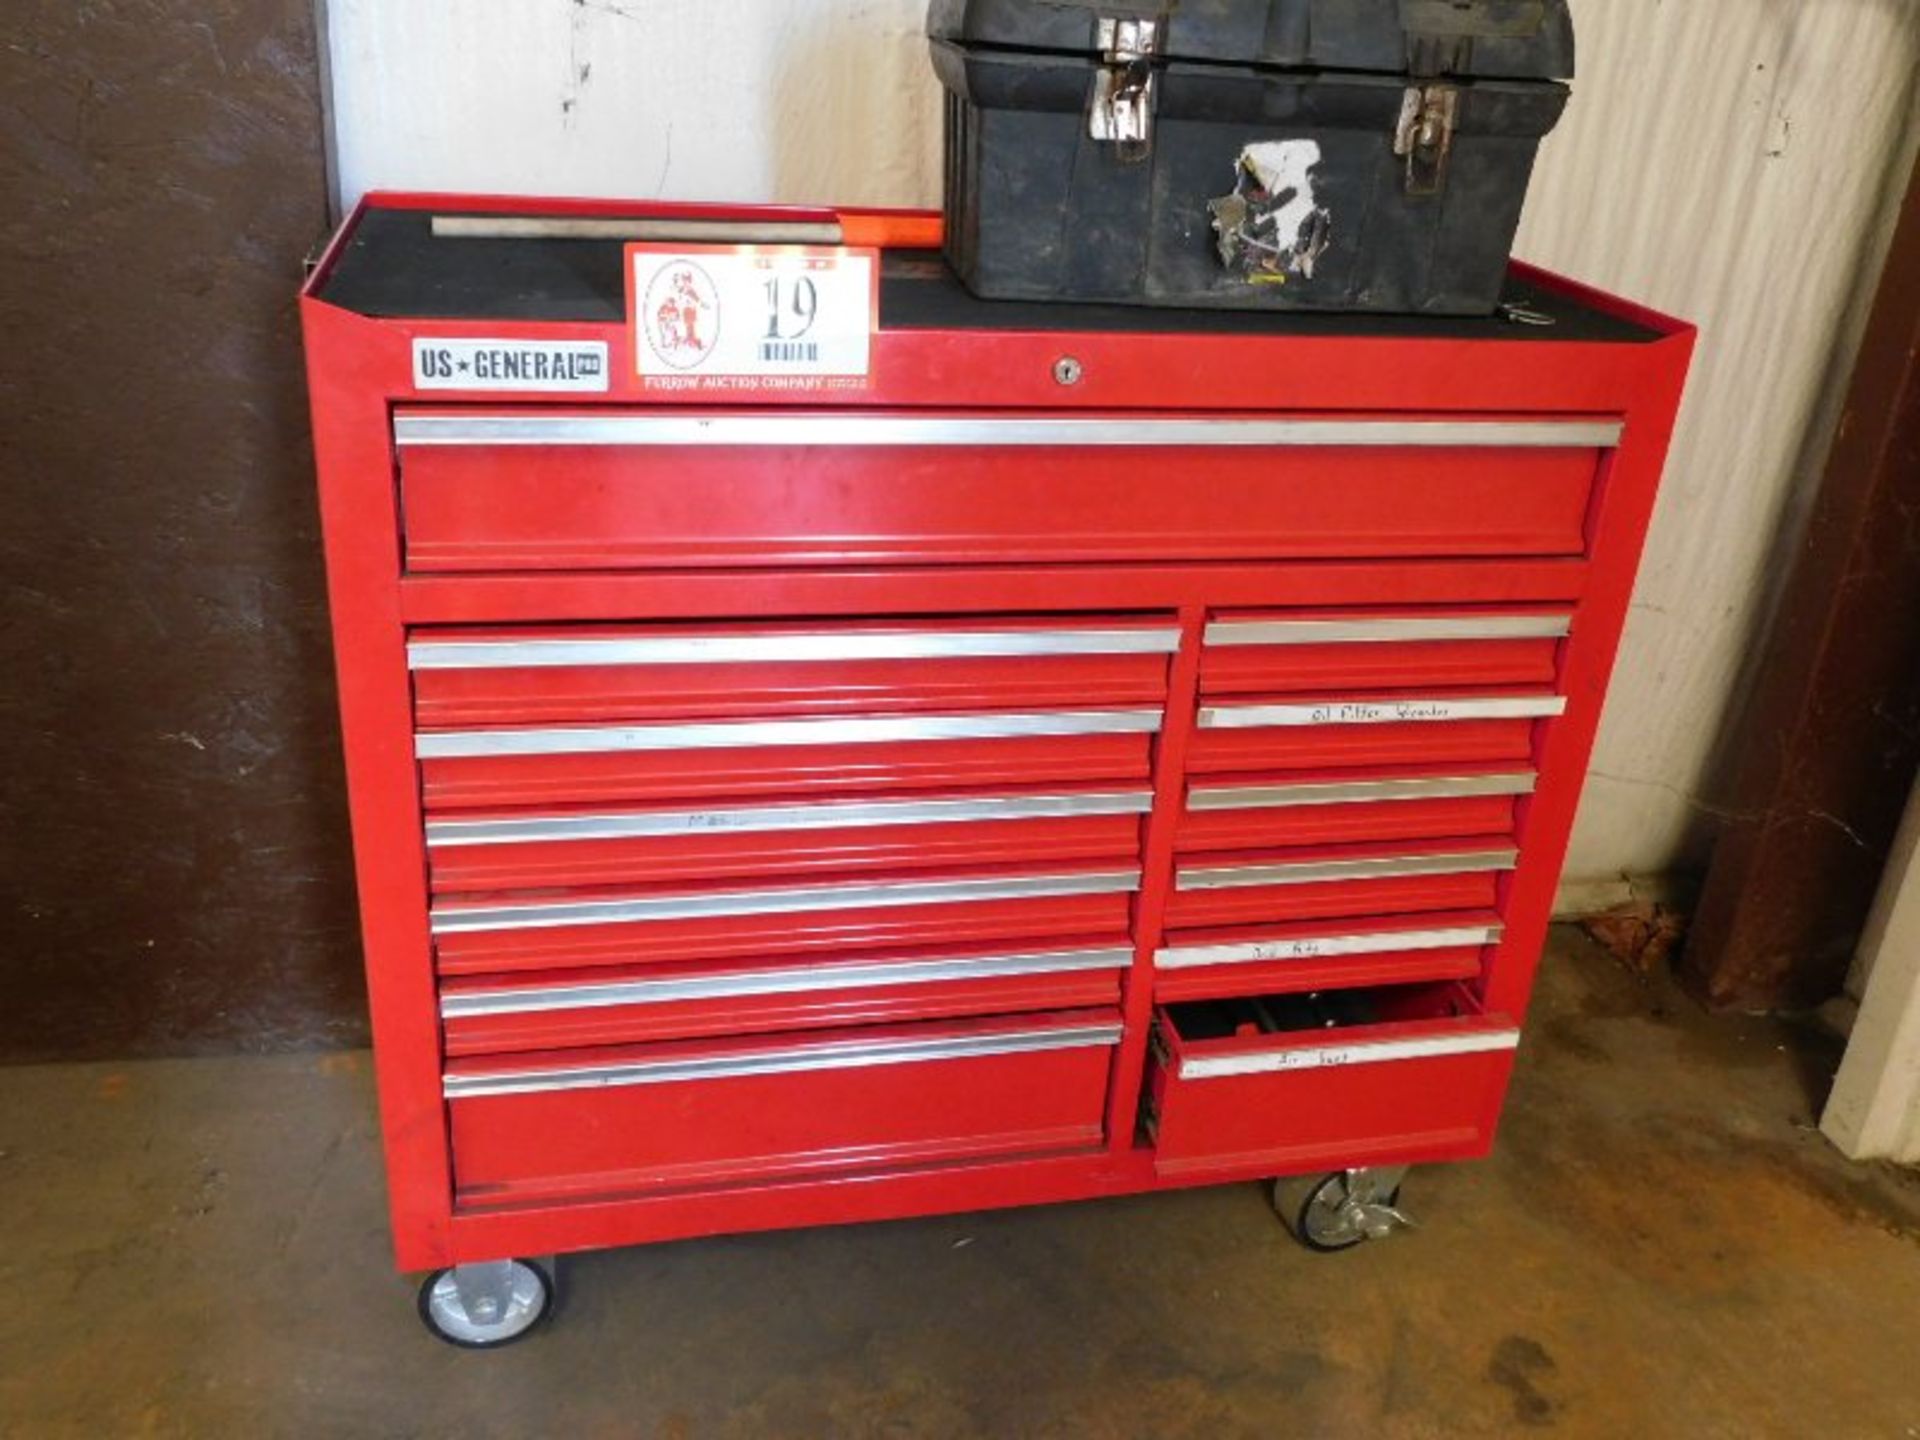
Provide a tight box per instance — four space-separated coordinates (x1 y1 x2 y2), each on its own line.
1177 769 1532 853
440 942 1133 1055
1199 610 1570 696
447 1010 1122 1202
1145 985 1519 1175
431 866 1140 975
409 618 1179 725
425 787 1151 893
1165 843 1516 931
416 711 1161 810
393 411 1610 570
1153 917 1498 1003
1186 694 1562 774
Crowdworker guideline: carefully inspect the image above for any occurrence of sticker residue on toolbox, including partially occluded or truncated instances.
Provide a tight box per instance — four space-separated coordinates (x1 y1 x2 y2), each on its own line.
1208 140 1333 285
412 338 609 392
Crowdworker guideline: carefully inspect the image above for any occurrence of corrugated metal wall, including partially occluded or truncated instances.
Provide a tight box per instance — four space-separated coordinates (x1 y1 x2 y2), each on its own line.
323 0 1920 891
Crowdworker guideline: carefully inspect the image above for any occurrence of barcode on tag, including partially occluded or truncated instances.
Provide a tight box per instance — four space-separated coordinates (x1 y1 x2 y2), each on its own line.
760 340 820 364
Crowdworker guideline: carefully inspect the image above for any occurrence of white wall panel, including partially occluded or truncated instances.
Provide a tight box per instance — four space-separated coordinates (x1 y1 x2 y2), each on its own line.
324 0 1920 889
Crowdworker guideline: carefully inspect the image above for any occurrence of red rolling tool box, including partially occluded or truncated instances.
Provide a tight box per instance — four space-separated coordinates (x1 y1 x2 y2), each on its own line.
301 193 1692 1346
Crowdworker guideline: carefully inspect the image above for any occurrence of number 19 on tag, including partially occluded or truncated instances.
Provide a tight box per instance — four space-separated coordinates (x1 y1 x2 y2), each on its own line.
628 244 876 384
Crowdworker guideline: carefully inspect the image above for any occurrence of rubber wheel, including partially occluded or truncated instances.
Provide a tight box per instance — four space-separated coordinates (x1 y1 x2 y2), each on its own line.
417 1258 554 1348
1273 1173 1404 1253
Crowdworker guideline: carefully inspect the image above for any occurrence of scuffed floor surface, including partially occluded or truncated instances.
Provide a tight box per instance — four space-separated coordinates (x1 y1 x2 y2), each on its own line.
3 927 1918 1439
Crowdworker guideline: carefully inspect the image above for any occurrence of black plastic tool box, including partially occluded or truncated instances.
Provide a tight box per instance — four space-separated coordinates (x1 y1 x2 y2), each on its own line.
929 0 1574 313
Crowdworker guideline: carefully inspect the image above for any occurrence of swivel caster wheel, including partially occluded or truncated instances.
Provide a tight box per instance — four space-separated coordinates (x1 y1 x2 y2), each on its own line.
1273 1168 1412 1252
418 1258 554 1348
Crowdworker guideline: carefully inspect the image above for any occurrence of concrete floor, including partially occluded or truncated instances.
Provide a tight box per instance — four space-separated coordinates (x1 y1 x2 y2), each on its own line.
4 928 1919 1439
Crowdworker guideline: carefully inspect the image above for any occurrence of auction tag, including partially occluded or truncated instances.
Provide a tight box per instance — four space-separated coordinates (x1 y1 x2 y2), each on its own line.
626 244 877 391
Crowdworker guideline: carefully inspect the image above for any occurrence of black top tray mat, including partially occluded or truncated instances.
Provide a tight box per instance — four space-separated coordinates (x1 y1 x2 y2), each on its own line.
316 206 1662 345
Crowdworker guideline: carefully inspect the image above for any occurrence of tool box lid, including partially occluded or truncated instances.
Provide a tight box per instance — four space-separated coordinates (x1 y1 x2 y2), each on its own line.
927 0 1574 81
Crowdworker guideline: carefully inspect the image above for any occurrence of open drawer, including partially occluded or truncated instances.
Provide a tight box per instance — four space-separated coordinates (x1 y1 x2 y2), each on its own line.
447 1009 1121 1204
1145 983 1519 1176
393 410 1613 570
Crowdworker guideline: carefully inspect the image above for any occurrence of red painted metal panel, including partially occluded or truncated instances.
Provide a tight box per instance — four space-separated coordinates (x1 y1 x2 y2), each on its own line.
1152 910 1498 1002
399 559 1594 627
1165 869 1502 931
1200 631 1563 697
411 617 1175 725
1146 989 1517 1174
427 798 1144 893
1186 715 1539 774
1176 790 1519 853
419 732 1155 810
440 946 1129 1055
398 431 1600 571
448 1010 1118 1202
433 874 1134 976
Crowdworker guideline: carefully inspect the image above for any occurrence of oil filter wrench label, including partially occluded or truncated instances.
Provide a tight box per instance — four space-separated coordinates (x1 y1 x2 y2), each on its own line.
411 338 609 391
627 244 876 392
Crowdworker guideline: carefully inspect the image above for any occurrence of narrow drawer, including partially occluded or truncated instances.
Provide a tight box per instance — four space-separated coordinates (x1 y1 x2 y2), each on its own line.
447 1010 1121 1203
416 708 1161 810
431 866 1141 975
1145 984 1518 1175
1186 693 1563 774
1153 915 1498 1002
394 410 1613 571
410 617 1180 726
1165 843 1516 931
425 787 1151 893
1178 770 1532 853
440 941 1133 1055
1200 610 1570 697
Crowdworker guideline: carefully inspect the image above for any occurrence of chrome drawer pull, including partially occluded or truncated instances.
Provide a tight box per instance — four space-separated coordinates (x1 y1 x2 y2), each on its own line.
408 626 1182 670
415 708 1165 760
1197 696 1566 730
1155 923 1502 971
1178 1027 1520 1080
1203 614 1571 646
443 1020 1125 1099
394 413 1624 451
1186 773 1535 812
1176 849 1518 891
441 945 1135 1019
431 869 1142 935
425 790 1155 848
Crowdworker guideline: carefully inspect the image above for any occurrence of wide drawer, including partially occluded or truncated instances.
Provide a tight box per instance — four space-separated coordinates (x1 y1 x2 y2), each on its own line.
1199 610 1570 697
1165 842 1516 931
431 865 1140 975
439 941 1133 1055
409 617 1180 725
1153 915 1498 1002
447 1009 1121 1203
1145 985 1518 1175
415 709 1161 810
1186 692 1562 774
425 787 1151 893
394 411 1613 571
1177 768 1532 853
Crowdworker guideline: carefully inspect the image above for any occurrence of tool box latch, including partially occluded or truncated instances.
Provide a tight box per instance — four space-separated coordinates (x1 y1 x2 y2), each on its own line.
1089 16 1164 162
1394 83 1460 196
